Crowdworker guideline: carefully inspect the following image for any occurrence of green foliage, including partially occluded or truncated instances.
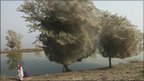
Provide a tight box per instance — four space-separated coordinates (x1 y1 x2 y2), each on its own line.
6 30 22 50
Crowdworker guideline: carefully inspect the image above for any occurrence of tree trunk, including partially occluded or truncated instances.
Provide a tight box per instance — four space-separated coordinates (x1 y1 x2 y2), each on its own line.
63 65 71 72
109 54 112 68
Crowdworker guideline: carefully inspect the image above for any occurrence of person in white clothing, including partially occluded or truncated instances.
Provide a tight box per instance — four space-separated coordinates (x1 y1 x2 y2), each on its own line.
17 64 24 81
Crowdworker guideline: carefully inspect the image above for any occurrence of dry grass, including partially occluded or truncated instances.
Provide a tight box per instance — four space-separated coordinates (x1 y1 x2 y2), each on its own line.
1 62 143 81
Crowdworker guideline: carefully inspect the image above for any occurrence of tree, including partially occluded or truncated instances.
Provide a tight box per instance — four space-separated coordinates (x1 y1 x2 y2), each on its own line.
98 11 142 68
18 0 100 71
6 30 22 50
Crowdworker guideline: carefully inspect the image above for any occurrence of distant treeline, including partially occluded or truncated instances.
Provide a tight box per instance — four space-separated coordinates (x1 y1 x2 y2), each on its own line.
1 48 43 54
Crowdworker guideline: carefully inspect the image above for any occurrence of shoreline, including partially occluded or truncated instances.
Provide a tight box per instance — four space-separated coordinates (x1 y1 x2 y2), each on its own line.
1 62 144 81
0 48 43 54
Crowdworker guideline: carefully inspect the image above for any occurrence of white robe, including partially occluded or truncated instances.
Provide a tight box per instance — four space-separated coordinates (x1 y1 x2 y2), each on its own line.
18 66 24 81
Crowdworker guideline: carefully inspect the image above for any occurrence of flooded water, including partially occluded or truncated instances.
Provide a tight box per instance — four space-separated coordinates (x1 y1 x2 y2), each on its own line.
1 51 143 77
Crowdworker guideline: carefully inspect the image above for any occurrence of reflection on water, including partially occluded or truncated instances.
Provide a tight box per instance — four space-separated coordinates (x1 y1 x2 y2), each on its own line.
6 51 22 70
34 51 42 58
1 51 143 77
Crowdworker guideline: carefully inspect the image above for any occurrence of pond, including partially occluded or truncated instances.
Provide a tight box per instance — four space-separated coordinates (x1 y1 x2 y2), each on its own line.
1 51 143 77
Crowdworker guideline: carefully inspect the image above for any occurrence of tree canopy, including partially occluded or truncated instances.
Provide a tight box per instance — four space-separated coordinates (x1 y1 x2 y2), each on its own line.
18 0 100 66
98 11 142 58
6 30 22 50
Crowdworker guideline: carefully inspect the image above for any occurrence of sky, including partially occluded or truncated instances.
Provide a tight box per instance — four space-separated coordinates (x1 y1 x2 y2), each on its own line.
1 1 143 50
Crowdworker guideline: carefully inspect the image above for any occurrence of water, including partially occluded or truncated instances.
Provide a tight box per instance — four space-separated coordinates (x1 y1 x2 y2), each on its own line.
1 51 143 77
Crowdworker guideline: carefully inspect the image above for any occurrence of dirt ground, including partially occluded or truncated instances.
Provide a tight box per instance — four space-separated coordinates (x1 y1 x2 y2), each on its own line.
1 62 144 81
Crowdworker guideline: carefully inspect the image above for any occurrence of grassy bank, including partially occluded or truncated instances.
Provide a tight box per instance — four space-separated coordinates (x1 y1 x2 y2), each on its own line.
0 48 43 54
1 62 143 81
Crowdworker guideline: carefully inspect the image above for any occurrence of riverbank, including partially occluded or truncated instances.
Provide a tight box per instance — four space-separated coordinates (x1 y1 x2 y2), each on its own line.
0 48 43 54
1 62 143 81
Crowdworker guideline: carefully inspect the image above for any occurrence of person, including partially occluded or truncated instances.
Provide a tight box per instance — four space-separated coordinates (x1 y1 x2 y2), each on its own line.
17 64 24 81
23 70 30 78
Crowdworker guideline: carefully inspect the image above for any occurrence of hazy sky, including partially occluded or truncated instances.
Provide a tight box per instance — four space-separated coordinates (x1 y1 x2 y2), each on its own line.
1 1 143 50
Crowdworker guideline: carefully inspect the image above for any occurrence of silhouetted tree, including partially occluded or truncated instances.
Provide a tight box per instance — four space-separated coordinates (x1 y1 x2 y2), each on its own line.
18 0 100 71
98 11 142 68
6 30 22 50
